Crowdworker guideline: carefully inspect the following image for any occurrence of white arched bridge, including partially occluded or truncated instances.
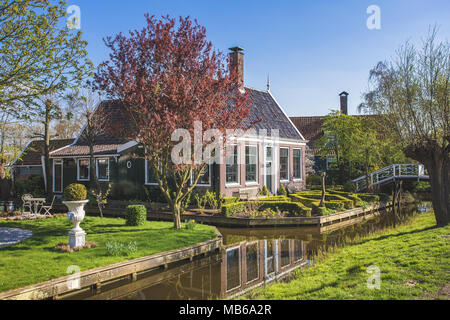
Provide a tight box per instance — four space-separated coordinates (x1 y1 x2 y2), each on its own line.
352 163 429 192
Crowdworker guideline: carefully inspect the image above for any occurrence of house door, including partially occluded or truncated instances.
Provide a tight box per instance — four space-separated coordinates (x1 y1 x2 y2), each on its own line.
265 146 274 193
53 160 63 193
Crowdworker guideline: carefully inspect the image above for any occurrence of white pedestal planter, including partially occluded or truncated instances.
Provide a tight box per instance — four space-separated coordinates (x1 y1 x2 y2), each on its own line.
63 200 89 249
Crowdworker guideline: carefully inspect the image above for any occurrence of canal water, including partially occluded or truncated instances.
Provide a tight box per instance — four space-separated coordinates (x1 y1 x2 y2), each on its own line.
64 202 432 300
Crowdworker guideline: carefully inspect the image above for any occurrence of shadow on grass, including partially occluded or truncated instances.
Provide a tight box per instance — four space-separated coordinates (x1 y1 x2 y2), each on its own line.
352 225 437 246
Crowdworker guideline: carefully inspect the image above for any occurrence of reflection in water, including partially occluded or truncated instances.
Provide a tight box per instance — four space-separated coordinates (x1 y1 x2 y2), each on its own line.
63 204 425 300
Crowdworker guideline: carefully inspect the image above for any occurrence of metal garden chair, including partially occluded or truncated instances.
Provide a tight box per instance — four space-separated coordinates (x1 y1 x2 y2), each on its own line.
39 196 55 216
21 194 33 215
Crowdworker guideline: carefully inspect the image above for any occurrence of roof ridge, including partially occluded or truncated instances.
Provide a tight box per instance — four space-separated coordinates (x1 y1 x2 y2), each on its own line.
245 86 268 93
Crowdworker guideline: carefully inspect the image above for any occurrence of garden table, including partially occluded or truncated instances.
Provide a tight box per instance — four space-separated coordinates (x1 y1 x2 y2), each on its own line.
29 198 46 215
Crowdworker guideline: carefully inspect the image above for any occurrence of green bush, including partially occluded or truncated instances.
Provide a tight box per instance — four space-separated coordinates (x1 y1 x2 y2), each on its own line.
290 194 321 208
221 196 240 206
306 174 321 186
261 185 270 196
278 184 287 196
343 181 355 192
324 200 345 211
357 193 380 203
315 206 334 216
221 202 247 217
125 205 147 226
258 201 311 217
257 195 291 202
15 176 45 197
328 190 362 207
63 184 87 201
221 200 311 217
411 181 431 193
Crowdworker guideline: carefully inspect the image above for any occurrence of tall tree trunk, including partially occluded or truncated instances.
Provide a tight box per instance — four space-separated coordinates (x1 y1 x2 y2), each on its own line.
173 203 182 229
320 172 326 207
0 161 9 199
89 145 103 218
365 149 371 191
425 155 449 227
407 142 449 227
44 104 52 201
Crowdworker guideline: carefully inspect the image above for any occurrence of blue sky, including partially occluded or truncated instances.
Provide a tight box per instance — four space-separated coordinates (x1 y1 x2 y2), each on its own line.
72 0 450 116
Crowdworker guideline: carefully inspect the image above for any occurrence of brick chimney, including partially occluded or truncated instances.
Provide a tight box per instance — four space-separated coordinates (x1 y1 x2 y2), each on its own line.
229 46 244 90
339 91 349 115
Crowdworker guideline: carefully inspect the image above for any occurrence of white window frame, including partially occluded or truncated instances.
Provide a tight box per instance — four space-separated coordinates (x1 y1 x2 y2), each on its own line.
52 159 63 193
293 148 303 181
279 147 290 182
191 163 212 187
145 160 159 186
245 241 260 284
225 245 242 292
280 239 291 268
96 158 110 182
294 240 304 262
225 144 240 187
77 158 90 181
264 240 278 280
245 144 258 186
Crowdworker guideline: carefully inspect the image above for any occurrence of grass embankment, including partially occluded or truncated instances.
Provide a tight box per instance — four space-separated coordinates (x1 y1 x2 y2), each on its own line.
245 211 450 300
0 216 217 292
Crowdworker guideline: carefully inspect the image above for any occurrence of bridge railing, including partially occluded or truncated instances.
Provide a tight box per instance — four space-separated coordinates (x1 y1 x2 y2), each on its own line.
352 163 428 192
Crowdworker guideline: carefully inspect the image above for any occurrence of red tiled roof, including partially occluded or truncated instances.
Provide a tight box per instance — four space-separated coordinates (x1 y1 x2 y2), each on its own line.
290 114 378 147
51 89 306 157
290 116 325 146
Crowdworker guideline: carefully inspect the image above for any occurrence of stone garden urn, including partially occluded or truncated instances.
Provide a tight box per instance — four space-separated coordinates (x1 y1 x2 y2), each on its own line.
63 200 89 249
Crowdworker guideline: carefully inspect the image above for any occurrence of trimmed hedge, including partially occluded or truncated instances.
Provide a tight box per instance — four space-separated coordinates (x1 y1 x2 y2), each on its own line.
221 200 311 217
315 206 330 216
356 193 380 203
328 190 362 207
296 191 354 209
290 194 320 207
258 201 311 217
257 195 291 202
63 183 87 201
221 202 247 217
221 197 240 206
125 205 147 226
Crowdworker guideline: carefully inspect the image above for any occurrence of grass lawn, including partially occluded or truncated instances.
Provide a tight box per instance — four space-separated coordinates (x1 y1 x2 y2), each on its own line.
0 216 217 293
244 211 450 300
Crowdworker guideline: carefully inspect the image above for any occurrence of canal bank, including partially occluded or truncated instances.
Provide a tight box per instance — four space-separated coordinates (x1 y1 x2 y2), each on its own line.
243 209 449 300
53 199 399 228
62 203 432 300
0 218 220 299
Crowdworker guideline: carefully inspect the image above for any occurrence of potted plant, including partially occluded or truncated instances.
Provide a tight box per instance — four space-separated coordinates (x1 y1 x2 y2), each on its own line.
62 183 89 248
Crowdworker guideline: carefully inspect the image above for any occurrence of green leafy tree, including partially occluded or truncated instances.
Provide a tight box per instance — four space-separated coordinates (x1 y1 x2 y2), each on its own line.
316 111 360 184
359 28 449 226
0 0 93 196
